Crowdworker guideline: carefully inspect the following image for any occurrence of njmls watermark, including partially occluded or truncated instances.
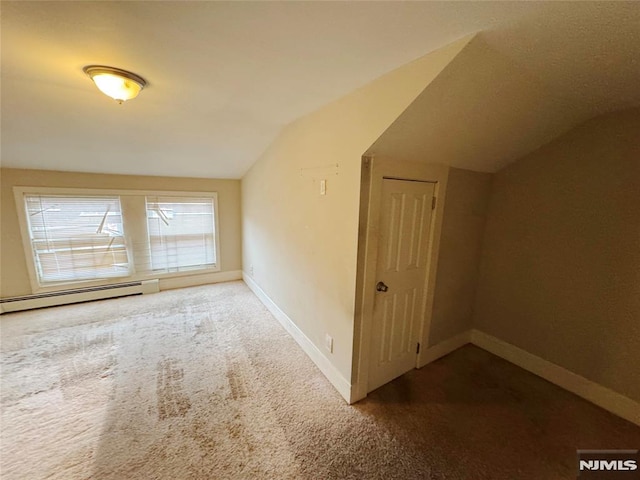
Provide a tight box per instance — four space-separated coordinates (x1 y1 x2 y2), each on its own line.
577 450 639 479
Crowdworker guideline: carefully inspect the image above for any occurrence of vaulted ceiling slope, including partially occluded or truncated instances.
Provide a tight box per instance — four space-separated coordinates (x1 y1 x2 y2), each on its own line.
368 36 596 172
2 2 639 179
369 7 640 172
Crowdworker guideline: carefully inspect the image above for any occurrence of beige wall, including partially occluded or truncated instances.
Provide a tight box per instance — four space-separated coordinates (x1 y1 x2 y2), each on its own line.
242 36 473 385
0 168 242 298
473 108 640 401
429 167 491 346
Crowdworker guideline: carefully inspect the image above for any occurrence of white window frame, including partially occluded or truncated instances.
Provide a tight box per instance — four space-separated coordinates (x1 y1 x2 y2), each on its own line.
13 186 221 294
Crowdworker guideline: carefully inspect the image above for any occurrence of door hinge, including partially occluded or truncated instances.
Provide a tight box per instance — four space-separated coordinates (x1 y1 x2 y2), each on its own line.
431 196 436 210
416 342 421 354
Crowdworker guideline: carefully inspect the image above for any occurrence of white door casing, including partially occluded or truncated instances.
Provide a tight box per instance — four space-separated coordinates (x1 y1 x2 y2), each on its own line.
368 178 436 393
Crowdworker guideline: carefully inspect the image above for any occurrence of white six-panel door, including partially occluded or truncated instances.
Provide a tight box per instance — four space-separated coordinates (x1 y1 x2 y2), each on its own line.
368 178 436 393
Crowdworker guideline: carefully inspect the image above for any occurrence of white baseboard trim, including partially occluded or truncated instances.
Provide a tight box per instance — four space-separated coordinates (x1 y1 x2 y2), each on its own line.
419 330 472 368
243 272 352 403
159 270 242 291
470 329 640 427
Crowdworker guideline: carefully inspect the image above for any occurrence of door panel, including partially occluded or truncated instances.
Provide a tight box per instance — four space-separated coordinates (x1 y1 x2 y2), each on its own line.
368 178 435 393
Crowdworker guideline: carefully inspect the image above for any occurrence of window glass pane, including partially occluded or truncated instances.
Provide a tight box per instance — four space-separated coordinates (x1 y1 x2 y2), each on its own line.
24 195 130 283
146 196 216 273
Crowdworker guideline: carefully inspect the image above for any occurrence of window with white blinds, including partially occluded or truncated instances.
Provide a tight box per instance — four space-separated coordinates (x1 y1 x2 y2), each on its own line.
24 195 130 284
146 196 217 273
17 188 220 291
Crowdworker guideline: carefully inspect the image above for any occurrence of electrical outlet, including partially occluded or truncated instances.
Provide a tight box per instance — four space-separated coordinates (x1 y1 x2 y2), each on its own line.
249 265 254 276
325 334 333 353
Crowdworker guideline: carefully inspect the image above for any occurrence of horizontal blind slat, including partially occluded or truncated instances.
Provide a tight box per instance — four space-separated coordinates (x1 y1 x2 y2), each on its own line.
145 196 216 273
25 194 131 283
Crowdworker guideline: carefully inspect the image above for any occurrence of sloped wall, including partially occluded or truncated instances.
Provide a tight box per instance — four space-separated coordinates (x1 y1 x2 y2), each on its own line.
241 36 473 393
366 36 589 173
473 108 640 402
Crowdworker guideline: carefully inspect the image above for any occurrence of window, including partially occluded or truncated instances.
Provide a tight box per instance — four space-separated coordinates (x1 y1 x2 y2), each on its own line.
24 195 130 284
146 196 217 273
16 187 220 291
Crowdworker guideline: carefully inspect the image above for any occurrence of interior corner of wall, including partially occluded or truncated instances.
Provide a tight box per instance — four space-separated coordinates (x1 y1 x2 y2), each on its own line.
455 31 478 49
365 35 478 158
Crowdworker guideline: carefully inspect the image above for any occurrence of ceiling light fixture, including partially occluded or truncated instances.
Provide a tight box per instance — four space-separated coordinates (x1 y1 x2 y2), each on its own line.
83 65 147 104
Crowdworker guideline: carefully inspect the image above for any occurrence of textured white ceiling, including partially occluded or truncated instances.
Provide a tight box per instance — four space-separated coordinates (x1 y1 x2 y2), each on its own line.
2 2 639 178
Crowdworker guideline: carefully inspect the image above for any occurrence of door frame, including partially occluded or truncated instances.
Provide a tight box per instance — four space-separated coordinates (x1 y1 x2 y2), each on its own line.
351 156 450 402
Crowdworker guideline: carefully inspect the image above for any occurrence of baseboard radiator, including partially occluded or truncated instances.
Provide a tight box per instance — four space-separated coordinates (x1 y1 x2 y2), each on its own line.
0 279 160 314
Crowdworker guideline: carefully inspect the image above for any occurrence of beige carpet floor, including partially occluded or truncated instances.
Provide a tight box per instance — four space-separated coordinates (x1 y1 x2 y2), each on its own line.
1 281 638 479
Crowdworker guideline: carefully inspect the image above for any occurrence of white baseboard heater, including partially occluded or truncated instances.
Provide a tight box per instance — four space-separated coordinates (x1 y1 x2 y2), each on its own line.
0 279 160 314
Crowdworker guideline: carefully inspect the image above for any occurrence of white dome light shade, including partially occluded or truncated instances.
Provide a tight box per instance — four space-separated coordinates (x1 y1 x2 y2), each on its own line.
83 66 147 103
